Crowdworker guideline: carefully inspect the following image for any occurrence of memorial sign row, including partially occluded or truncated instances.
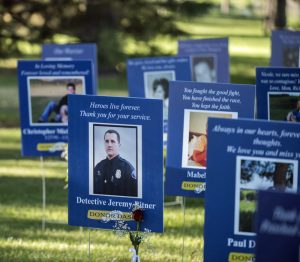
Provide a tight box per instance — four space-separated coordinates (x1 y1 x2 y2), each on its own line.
16 30 300 260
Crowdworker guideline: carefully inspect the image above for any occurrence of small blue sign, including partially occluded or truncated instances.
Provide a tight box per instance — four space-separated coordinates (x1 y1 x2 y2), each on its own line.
204 118 300 261
256 190 300 262
270 30 300 67
42 43 98 94
256 67 300 121
127 56 191 145
178 38 230 83
165 81 255 198
68 95 163 232
18 60 95 156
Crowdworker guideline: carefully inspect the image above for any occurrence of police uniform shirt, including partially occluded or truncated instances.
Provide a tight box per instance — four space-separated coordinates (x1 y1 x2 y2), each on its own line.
94 155 137 197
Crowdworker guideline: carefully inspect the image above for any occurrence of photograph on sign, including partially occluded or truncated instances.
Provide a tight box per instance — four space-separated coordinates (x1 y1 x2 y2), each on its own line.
181 109 237 169
191 55 217 83
143 70 175 120
28 77 85 125
234 156 298 236
268 92 300 122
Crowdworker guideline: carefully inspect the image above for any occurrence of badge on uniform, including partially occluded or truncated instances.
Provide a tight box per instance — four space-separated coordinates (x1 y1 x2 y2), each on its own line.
115 169 122 179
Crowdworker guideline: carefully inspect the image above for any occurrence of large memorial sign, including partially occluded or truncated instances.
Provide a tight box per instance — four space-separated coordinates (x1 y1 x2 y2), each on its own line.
18 60 94 156
165 81 255 197
204 118 300 261
68 95 163 232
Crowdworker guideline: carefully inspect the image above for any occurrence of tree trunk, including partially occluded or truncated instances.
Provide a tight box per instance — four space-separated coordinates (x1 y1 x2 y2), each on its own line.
263 0 287 33
220 0 230 14
273 163 288 190
275 0 287 28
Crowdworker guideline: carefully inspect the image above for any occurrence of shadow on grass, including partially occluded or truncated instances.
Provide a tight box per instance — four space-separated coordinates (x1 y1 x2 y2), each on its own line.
0 210 202 243
0 216 81 238
0 148 22 160
0 176 67 206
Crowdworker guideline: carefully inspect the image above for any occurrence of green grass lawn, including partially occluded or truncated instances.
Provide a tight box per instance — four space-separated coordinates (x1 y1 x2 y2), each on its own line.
0 128 204 261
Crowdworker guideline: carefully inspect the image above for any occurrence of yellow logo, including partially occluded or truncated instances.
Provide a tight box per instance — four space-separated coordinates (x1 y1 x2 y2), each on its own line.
37 142 66 152
37 143 55 151
88 210 133 222
228 252 255 262
181 181 205 192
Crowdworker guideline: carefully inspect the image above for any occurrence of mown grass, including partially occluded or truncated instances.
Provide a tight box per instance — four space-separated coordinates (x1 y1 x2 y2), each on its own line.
0 128 204 261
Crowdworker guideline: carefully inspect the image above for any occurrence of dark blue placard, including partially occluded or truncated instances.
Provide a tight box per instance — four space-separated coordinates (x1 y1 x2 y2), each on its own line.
270 30 300 67
178 38 229 83
256 67 300 120
127 56 191 145
42 43 98 94
204 118 300 262
18 60 95 157
165 81 255 198
256 190 300 262
68 95 163 232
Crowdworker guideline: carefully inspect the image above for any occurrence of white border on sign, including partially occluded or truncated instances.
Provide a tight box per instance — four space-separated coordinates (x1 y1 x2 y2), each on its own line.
89 122 143 198
27 76 86 126
181 109 238 169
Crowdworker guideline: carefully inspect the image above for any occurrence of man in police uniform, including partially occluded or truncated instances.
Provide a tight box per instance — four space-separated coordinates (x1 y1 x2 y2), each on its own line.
94 129 137 197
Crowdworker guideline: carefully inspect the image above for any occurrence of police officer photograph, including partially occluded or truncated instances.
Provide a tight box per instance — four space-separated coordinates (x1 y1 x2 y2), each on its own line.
91 124 141 198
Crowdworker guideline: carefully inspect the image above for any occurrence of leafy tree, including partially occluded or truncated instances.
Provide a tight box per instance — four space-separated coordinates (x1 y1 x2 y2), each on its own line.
264 0 300 32
0 0 213 70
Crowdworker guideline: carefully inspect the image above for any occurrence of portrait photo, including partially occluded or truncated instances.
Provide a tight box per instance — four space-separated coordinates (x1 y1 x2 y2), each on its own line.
191 55 217 83
144 70 175 120
89 123 142 198
268 92 300 122
181 110 237 169
234 156 298 236
282 46 299 67
28 76 85 125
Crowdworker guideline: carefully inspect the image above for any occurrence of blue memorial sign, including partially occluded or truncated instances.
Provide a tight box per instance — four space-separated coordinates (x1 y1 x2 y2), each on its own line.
18 60 94 156
256 67 300 121
256 190 300 262
178 38 230 83
270 30 300 67
165 81 255 198
127 56 191 145
204 118 300 262
42 43 98 94
68 95 163 232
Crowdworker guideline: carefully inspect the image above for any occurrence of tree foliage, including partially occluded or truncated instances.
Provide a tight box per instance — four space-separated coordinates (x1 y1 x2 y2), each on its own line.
0 0 214 69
